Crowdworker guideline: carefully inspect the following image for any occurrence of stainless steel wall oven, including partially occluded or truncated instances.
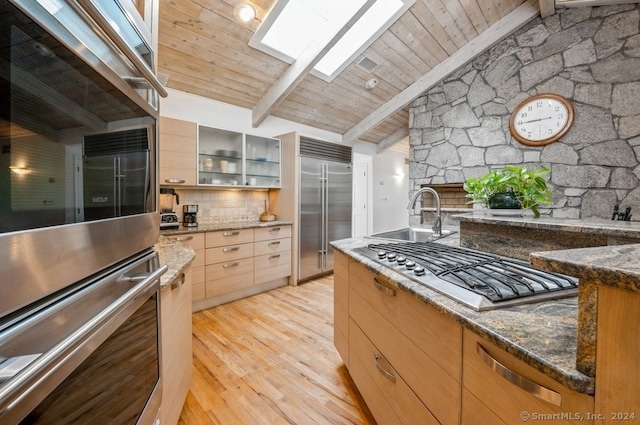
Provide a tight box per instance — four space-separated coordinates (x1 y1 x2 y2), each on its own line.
0 0 167 423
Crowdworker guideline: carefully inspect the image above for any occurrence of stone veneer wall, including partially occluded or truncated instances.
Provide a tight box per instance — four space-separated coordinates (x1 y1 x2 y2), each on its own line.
409 4 640 222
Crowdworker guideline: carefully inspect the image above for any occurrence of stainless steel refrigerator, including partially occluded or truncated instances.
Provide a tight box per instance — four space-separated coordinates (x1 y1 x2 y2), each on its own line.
298 138 352 282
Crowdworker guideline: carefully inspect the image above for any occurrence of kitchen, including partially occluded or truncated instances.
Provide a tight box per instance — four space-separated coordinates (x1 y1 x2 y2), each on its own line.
2 0 640 424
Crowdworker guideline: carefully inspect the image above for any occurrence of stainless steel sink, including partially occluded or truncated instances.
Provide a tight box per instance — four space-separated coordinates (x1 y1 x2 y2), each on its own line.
370 227 456 242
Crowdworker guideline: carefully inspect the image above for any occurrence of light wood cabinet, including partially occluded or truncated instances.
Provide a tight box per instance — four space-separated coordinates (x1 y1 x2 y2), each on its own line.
335 251 460 425
333 251 349 366
159 117 197 186
191 225 292 311
166 233 205 303
593 285 640 424
462 328 594 425
160 267 193 425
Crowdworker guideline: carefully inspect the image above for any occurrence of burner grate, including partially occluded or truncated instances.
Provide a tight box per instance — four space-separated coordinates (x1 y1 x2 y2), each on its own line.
364 241 577 304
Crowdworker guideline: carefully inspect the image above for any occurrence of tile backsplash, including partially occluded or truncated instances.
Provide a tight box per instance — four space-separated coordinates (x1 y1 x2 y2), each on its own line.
174 189 269 224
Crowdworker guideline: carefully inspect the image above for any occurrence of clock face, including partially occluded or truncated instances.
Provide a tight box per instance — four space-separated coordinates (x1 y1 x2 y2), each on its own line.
509 94 574 146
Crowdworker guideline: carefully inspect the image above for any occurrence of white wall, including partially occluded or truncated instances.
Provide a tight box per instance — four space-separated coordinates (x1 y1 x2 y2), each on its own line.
160 89 343 143
355 143 409 234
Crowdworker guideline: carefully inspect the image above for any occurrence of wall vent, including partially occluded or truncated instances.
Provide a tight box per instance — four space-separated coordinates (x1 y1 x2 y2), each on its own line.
357 56 378 73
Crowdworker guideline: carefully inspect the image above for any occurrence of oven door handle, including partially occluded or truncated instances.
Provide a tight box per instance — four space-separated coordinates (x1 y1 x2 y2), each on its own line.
0 264 167 423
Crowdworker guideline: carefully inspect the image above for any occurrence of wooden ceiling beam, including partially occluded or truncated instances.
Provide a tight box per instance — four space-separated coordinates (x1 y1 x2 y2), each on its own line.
376 126 409 153
251 0 376 128
342 0 540 144
539 0 556 18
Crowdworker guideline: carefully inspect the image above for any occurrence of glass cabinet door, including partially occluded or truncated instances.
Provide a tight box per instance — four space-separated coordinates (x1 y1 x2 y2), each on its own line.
198 126 243 186
245 135 281 188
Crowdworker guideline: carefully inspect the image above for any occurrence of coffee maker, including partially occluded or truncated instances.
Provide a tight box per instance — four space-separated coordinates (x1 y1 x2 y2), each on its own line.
159 188 179 229
183 204 198 227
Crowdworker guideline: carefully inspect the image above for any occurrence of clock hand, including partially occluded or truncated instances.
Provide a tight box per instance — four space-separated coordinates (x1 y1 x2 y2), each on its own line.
521 116 553 124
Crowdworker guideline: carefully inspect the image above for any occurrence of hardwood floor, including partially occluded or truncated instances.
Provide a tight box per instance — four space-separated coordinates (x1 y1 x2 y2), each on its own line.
178 275 377 425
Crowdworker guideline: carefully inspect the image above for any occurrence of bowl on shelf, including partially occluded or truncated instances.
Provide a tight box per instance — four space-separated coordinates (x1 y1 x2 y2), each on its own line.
215 149 238 158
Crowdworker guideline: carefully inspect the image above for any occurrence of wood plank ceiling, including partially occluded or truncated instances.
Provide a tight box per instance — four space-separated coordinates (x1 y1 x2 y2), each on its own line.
157 0 551 148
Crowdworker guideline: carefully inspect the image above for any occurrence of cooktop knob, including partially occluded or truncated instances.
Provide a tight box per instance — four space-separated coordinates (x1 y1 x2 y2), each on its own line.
414 266 426 276
397 256 407 265
377 250 387 259
405 260 416 270
387 253 397 262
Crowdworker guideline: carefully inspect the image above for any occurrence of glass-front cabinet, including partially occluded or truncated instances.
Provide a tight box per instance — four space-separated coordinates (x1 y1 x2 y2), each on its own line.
246 135 281 187
197 125 281 188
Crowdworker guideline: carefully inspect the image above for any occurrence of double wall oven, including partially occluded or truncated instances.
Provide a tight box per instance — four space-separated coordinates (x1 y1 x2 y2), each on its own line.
0 1 167 424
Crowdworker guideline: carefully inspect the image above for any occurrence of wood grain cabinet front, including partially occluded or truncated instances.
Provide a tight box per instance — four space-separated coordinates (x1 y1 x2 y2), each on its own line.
462 328 594 425
160 267 193 425
347 256 461 425
159 117 197 186
166 233 205 303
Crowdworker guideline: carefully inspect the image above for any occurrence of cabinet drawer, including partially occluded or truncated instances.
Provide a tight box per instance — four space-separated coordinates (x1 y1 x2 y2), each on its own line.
167 233 205 267
192 266 205 302
205 271 254 298
349 258 461 378
206 257 254 281
462 329 594 425
254 238 291 256
205 242 254 265
350 286 460 425
254 251 291 284
349 319 439 425
254 225 291 241
206 229 254 248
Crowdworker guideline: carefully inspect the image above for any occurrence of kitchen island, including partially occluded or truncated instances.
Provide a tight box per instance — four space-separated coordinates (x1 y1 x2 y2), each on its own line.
332 235 597 425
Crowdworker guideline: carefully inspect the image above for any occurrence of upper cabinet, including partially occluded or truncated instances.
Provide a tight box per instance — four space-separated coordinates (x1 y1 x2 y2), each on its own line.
198 125 281 189
159 117 198 186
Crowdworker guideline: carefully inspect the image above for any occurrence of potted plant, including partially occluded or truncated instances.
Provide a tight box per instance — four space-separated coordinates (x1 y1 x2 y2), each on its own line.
463 165 552 218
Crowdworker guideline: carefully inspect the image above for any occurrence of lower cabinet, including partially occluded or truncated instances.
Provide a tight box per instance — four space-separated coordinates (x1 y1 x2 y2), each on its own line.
167 233 205 303
192 225 292 311
334 251 595 425
160 267 193 425
462 329 594 425
342 251 461 425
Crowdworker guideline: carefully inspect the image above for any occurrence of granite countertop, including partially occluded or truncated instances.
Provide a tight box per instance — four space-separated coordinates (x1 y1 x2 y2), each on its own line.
160 220 292 236
531 243 640 293
155 236 196 290
455 211 640 239
331 236 594 395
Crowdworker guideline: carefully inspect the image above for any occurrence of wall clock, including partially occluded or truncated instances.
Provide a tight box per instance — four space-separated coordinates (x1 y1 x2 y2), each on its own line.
509 93 575 146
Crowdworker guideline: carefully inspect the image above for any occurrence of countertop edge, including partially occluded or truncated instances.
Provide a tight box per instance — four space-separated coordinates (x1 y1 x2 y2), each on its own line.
331 237 595 395
155 239 196 290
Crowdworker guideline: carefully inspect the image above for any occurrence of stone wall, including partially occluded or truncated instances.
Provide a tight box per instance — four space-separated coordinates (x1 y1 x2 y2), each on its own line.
409 4 640 221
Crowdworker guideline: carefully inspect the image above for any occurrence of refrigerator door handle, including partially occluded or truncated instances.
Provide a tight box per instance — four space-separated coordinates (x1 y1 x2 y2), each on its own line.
321 162 328 271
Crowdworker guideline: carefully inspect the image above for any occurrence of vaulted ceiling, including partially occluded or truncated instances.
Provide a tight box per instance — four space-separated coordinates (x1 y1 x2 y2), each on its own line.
157 0 623 150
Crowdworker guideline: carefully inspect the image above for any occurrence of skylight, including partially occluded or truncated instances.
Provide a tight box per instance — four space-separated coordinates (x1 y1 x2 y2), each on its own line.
250 0 414 81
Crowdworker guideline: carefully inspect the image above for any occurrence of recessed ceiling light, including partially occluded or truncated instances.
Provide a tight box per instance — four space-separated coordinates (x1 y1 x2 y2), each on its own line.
234 3 256 23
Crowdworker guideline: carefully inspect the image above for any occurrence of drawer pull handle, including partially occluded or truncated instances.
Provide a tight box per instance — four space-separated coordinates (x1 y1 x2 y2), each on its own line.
170 273 185 291
169 236 193 242
268 254 281 260
164 179 185 184
476 343 562 407
223 247 240 252
269 227 281 232
373 352 396 383
223 262 240 269
223 231 240 237
373 278 396 297
268 241 281 246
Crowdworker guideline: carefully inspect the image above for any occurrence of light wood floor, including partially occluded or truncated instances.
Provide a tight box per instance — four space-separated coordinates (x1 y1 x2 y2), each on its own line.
178 275 377 425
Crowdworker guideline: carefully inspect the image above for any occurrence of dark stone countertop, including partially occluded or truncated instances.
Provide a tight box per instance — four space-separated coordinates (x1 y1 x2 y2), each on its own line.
160 220 292 236
455 212 640 239
331 236 594 395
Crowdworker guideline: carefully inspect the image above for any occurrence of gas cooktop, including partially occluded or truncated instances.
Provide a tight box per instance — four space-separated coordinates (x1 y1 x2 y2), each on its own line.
355 241 578 311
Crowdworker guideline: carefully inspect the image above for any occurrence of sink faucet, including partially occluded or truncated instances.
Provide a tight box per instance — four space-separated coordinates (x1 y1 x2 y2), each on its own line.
407 187 442 237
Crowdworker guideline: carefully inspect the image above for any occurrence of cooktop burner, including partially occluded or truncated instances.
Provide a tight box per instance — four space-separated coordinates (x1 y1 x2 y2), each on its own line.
355 241 578 311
